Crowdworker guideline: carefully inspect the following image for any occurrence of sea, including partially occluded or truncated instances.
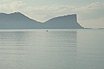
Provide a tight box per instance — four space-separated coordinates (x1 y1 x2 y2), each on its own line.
0 29 104 69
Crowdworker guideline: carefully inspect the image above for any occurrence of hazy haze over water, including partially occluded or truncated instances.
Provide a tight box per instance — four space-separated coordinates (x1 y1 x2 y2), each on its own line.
0 29 104 69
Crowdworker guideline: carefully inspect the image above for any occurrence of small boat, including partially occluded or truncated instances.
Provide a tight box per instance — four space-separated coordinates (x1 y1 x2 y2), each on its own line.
46 30 48 32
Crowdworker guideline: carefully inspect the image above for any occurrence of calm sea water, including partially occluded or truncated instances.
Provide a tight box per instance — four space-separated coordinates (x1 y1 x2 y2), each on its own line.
0 29 104 69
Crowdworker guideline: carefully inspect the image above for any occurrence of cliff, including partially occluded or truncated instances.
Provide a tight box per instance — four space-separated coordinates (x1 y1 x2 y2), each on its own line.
44 14 84 29
0 12 84 29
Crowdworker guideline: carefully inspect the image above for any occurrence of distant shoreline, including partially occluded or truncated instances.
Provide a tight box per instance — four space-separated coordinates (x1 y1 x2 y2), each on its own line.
0 28 103 31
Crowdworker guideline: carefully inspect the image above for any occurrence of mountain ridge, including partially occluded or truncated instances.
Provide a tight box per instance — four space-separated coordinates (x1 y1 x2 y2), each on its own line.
0 12 84 29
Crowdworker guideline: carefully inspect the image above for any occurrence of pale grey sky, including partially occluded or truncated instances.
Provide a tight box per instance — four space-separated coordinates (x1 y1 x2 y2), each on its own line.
0 0 104 28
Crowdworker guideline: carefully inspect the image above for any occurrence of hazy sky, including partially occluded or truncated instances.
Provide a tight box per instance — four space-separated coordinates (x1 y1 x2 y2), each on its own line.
0 0 104 28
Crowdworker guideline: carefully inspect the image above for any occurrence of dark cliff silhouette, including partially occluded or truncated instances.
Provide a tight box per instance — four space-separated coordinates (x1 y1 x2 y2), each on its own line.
0 12 84 29
45 14 83 29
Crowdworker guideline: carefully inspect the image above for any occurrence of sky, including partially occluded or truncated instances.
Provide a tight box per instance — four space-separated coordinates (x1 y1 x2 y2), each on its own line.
0 0 104 28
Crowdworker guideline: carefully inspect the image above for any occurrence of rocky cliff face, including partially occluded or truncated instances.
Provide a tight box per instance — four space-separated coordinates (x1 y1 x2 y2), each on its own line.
44 14 84 29
0 12 84 29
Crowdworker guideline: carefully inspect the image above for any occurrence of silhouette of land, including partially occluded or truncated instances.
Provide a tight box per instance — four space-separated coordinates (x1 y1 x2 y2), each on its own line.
0 12 84 29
